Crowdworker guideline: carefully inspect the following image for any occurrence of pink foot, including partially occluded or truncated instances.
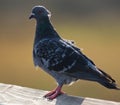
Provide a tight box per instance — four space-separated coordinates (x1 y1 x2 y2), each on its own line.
44 86 64 100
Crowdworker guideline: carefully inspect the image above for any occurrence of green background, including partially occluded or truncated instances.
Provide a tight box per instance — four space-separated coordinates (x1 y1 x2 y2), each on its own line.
0 0 120 101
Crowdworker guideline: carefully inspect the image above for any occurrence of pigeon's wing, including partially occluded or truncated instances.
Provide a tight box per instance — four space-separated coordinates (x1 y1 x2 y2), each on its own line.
59 40 116 84
35 39 103 77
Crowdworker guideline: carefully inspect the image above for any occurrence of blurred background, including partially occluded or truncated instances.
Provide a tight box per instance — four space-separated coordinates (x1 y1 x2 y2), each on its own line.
0 0 120 101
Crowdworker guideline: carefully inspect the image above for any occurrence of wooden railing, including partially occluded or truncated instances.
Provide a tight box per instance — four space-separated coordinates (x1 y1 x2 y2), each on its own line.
0 83 120 105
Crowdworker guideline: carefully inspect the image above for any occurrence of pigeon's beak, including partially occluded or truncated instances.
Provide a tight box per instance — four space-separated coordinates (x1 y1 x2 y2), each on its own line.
29 13 35 19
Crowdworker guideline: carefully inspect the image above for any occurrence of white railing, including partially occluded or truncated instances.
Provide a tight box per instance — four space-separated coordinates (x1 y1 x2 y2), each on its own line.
0 83 120 105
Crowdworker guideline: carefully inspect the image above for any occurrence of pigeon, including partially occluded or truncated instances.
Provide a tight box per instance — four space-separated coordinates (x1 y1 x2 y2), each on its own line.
29 6 120 100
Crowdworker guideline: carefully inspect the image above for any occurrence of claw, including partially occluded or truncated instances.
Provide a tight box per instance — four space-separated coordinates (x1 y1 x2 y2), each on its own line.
44 90 56 98
44 86 64 100
47 91 63 100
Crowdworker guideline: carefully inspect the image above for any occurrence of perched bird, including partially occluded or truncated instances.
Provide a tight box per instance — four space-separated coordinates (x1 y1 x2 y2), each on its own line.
29 6 120 100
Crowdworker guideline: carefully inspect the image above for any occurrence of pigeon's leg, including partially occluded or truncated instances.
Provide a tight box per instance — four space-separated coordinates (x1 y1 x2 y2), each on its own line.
44 85 64 100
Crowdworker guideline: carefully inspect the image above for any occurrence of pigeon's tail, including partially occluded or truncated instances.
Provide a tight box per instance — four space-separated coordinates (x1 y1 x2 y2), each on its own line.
97 68 120 90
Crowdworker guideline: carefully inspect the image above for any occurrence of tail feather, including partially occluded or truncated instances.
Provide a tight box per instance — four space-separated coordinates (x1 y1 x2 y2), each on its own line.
99 80 120 90
98 68 115 83
97 68 120 90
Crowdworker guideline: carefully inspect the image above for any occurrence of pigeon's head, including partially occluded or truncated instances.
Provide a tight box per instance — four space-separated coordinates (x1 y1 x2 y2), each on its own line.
29 6 51 20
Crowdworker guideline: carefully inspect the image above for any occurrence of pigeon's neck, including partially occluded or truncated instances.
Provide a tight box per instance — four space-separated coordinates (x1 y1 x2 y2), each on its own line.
34 17 60 45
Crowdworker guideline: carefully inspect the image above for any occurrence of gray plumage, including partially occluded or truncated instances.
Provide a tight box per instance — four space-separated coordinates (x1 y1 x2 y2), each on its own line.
29 5 119 99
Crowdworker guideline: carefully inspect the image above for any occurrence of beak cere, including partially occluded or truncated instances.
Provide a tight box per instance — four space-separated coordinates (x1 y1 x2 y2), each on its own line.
29 13 35 19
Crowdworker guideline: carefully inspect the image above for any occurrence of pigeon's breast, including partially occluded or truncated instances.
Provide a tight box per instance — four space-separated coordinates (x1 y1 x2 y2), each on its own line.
33 39 65 68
